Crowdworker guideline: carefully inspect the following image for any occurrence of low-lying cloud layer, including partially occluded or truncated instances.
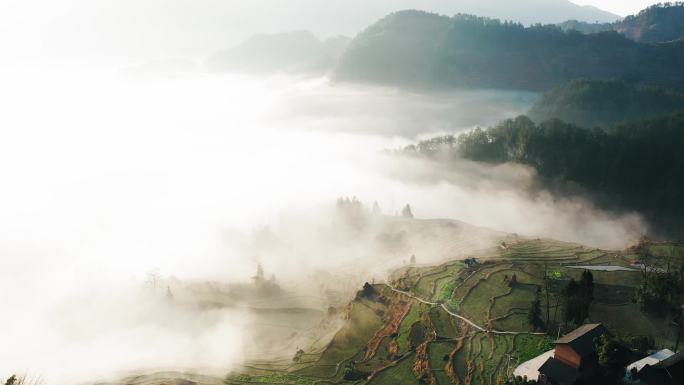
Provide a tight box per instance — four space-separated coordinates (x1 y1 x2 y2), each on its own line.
0 70 646 384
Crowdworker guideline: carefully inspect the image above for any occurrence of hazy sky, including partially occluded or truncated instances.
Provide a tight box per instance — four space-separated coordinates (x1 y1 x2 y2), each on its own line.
574 0 661 15
0 0 656 65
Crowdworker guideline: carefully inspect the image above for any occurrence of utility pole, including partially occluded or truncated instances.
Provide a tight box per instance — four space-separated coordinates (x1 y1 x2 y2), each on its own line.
676 305 684 353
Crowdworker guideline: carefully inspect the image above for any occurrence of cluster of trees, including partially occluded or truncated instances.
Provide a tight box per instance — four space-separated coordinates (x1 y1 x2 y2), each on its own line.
335 197 414 226
405 112 684 237
334 10 684 91
335 196 369 230
357 282 377 300
562 271 594 326
401 204 414 219
636 263 684 317
1 376 41 385
556 20 613 35
342 362 369 381
581 334 655 384
635 247 684 322
527 270 594 331
594 335 641 383
529 79 684 128
528 286 545 331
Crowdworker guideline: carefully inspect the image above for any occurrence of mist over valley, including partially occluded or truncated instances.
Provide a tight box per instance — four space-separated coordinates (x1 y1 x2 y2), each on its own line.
1 2 683 385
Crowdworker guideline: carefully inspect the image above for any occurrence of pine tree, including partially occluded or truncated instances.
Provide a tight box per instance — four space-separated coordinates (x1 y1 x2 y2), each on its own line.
563 279 580 325
509 273 518 287
528 297 544 330
402 204 414 219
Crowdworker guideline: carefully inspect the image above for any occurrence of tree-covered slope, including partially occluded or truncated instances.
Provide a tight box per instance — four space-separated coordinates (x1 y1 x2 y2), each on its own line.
405 113 684 236
616 2 684 44
334 11 684 91
528 79 684 128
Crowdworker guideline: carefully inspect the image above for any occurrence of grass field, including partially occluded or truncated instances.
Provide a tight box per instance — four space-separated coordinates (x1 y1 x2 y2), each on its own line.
366 353 420 385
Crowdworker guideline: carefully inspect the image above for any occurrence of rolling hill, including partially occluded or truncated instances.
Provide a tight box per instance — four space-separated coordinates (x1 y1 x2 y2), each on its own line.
333 11 684 92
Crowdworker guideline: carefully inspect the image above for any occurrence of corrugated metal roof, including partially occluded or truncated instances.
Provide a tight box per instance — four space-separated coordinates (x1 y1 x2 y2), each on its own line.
627 349 675 373
555 323 603 344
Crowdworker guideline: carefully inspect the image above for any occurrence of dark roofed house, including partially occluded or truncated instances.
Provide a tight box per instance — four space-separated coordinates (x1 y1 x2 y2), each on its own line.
635 352 684 385
538 358 579 385
538 324 608 385
554 324 608 369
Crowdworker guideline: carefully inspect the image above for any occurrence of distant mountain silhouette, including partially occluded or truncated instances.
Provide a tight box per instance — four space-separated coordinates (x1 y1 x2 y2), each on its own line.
207 31 350 75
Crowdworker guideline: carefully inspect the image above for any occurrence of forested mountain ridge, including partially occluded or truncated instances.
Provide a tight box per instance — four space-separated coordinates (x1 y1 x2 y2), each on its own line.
404 113 684 237
560 3 684 44
333 11 684 92
617 2 684 43
528 79 684 128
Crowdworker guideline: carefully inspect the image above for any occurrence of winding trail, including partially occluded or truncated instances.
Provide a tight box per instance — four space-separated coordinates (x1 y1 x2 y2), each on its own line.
387 284 546 336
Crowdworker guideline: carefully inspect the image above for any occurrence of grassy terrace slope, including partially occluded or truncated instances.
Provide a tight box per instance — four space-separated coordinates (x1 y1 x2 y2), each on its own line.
227 239 683 385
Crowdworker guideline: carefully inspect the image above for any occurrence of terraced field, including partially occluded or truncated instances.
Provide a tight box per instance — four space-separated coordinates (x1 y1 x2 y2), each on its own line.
226 239 684 385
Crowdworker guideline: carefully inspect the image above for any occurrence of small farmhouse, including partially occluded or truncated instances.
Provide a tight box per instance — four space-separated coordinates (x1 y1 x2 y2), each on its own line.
628 351 684 385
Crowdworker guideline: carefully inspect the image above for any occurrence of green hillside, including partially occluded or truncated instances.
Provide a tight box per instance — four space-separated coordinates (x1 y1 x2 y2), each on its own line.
333 11 684 91
225 236 684 385
528 79 684 128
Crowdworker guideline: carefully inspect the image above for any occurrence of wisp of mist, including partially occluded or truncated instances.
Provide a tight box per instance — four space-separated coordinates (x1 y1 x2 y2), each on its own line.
0 69 646 384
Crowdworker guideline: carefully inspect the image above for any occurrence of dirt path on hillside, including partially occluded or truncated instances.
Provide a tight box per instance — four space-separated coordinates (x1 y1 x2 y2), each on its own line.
387 285 545 336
